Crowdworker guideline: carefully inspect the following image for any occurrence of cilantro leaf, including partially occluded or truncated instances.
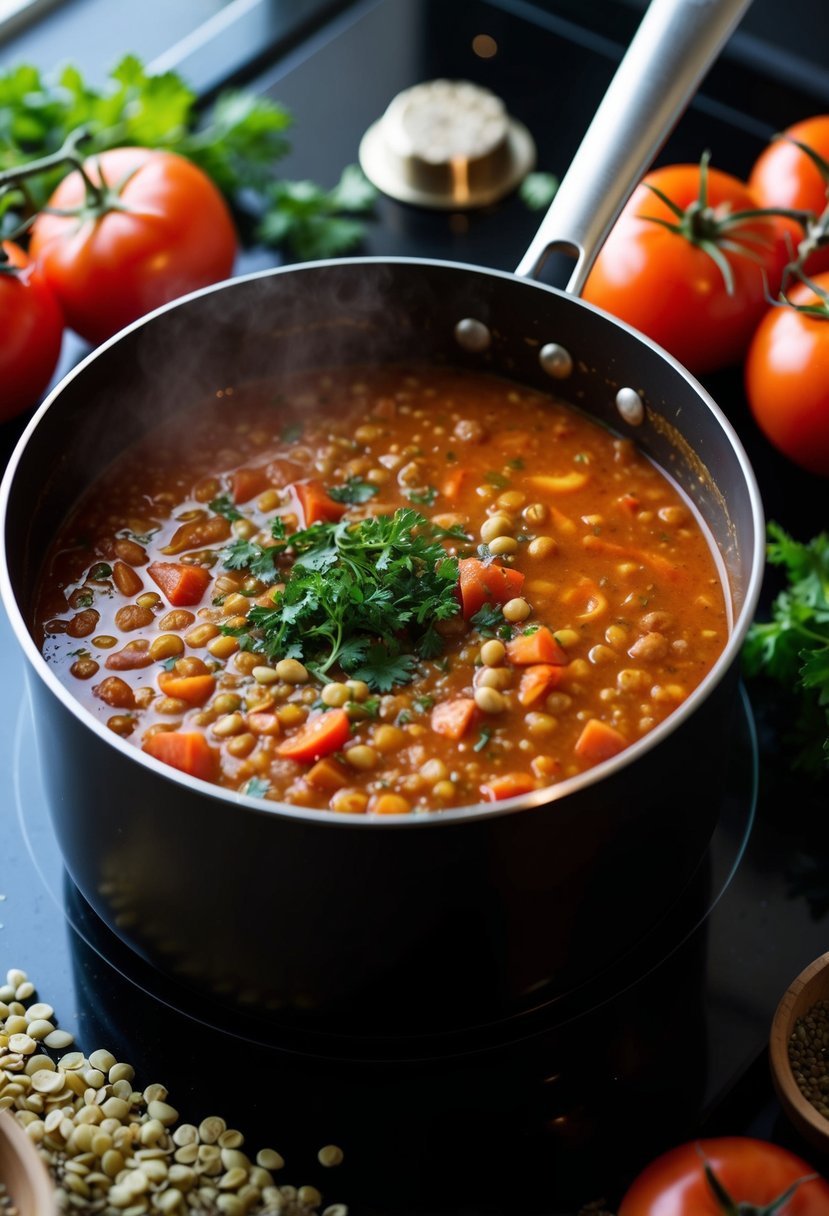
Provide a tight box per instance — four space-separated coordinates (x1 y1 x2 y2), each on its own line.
220 539 283 583
328 477 379 505
407 485 438 506
743 523 829 772
221 508 460 688
470 603 506 637
209 494 244 522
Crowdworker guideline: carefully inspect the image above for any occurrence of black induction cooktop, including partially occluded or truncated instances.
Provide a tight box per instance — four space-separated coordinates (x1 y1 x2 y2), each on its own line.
2 1 829 1212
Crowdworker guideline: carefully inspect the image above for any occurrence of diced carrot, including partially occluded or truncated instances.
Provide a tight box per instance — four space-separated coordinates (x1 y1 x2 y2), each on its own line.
147 561 212 606
431 697 478 740
457 558 526 620
517 663 563 707
157 671 216 705
574 718 628 764
306 756 350 791
561 578 608 622
142 731 218 782
232 466 271 504
506 627 568 666
580 533 682 581
441 466 468 502
480 772 538 801
292 479 347 527
275 708 351 763
549 506 577 535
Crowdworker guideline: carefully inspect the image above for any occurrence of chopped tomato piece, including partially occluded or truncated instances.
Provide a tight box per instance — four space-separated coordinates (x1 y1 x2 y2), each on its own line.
142 731 218 781
517 664 563 707
457 558 525 620
292 479 347 527
431 697 478 740
506 627 568 666
147 561 212 606
275 708 351 763
232 466 271 504
480 772 537 801
617 493 641 514
574 718 628 764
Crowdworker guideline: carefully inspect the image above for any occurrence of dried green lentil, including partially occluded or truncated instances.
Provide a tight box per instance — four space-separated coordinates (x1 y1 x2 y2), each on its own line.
788 999 829 1119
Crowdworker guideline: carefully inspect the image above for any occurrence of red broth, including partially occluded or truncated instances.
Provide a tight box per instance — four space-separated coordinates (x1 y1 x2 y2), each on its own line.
35 365 727 814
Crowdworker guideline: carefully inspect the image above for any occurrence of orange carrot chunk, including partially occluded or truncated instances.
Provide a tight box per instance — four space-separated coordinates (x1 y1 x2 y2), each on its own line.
232 466 272 504
506 627 568 666
517 663 563 707
147 561 212 606
157 671 216 705
574 718 628 764
142 731 218 782
292 479 347 527
457 558 526 620
275 708 351 763
431 697 478 740
441 466 468 502
306 756 350 791
481 772 538 801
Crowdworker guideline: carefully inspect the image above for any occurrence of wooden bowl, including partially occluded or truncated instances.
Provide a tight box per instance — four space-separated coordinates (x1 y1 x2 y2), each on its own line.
0 1111 56 1216
770 951 829 1154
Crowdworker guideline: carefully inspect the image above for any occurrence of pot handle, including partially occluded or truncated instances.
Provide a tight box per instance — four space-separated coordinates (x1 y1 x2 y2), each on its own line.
515 0 752 293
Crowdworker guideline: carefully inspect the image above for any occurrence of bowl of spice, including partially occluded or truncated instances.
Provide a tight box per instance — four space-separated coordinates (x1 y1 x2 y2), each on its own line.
770 951 829 1152
0 1110 56 1216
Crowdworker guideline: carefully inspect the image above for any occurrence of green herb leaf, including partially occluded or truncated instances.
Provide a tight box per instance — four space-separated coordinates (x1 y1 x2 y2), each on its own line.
328 477 379 505
88 563 112 580
407 485 438 506
209 494 244 522
242 776 271 799
473 727 493 752
519 171 559 211
743 522 829 772
220 538 283 583
485 471 509 489
470 603 506 637
281 423 302 443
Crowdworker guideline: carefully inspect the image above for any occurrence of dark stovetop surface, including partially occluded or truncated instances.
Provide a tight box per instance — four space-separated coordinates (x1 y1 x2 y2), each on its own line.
3 1 829 1212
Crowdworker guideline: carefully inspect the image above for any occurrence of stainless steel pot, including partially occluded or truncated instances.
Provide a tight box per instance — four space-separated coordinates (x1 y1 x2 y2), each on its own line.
0 0 763 1043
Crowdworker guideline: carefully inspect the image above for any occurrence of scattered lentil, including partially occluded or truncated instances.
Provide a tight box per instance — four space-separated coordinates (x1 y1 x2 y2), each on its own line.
0 968 346 1216
788 999 829 1119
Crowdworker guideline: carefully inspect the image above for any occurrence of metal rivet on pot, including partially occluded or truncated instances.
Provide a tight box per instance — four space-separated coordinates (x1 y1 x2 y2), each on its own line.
454 318 491 352
616 386 645 426
539 343 573 379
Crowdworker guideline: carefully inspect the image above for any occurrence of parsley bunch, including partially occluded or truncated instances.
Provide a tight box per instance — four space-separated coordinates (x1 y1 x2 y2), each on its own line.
0 55 375 258
222 508 464 691
743 523 829 774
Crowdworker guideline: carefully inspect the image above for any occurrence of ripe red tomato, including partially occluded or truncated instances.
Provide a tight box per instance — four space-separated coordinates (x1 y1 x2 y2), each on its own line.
619 1137 829 1216
0 240 64 422
745 271 829 475
29 147 237 345
582 163 791 375
748 116 829 277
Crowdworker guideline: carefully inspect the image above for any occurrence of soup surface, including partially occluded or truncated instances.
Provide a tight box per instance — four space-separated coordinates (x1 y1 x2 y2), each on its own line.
36 365 727 814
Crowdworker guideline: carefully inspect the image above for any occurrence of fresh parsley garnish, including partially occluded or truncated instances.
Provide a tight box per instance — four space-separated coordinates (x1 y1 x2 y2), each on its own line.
220 538 284 583
485 471 510 489
221 508 460 690
76 591 94 608
209 494 244 522
88 563 112 580
470 603 507 637
743 523 829 773
473 728 493 752
122 529 157 545
413 694 435 713
328 477 379 505
281 423 303 443
408 486 438 506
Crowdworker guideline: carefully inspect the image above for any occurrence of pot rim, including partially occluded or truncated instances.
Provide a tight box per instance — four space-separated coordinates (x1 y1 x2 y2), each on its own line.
0 255 766 830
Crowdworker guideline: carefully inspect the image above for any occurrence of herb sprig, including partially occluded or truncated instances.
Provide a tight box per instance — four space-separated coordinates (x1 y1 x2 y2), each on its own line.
743 523 829 773
0 56 375 257
221 508 462 690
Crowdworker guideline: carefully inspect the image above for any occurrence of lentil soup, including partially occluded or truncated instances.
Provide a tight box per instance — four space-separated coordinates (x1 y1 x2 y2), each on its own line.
36 365 727 814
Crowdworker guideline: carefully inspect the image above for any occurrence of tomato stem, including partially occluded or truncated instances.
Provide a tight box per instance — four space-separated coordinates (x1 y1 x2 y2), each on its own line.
0 125 118 219
700 1149 817 1216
